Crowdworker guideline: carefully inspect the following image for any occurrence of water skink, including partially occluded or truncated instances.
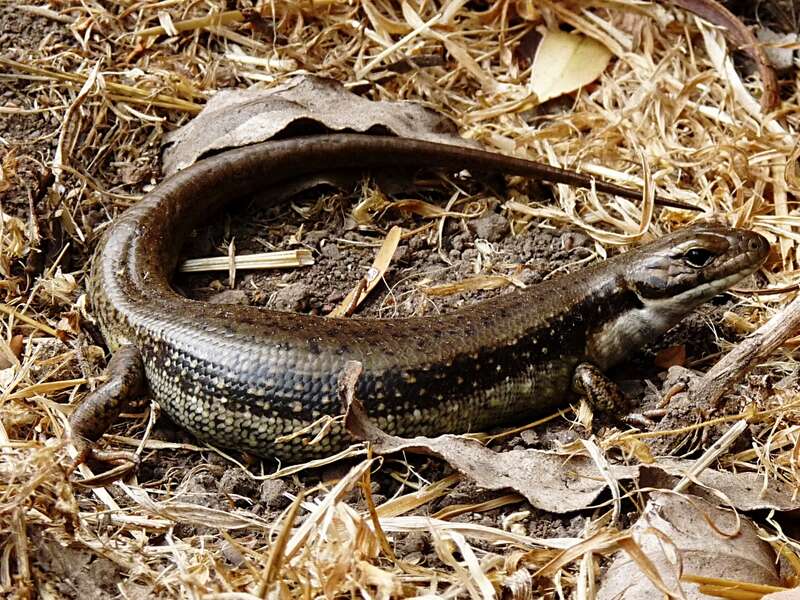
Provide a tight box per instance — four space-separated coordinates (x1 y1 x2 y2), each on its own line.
69 134 769 462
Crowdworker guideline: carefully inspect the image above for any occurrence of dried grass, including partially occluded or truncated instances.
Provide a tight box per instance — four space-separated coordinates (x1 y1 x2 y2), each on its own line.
2 0 800 597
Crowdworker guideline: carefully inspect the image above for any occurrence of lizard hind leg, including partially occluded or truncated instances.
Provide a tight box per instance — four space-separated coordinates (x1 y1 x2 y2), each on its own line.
68 344 146 484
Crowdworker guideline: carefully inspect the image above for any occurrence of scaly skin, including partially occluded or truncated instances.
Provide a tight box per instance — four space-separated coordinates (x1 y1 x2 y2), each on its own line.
73 134 769 462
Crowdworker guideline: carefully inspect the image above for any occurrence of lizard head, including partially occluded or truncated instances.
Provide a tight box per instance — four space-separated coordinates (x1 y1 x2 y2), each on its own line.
625 224 770 310
587 225 769 370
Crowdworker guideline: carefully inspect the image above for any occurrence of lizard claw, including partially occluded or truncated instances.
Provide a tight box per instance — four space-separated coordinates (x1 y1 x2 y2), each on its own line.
68 442 140 488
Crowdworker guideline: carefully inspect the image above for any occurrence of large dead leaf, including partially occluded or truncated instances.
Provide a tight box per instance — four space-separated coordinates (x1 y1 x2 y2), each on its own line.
162 75 477 175
597 492 780 600
643 458 800 512
529 29 612 103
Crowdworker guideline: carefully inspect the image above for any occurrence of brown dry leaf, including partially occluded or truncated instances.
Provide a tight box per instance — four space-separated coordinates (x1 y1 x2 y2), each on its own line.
654 345 687 369
642 458 800 512
0 334 24 370
10 334 23 357
0 148 17 193
683 574 790 599
162 75 477 175
529 29 612 103
386 199 481 219
422 275 515 297
328 227 402 318
341 366 637 513
597 492 780 600
375 473 461 518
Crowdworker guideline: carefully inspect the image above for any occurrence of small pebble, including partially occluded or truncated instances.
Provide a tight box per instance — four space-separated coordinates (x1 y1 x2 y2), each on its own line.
469 212 509 242
208 289 249 305
259 479 289 509
273 282 311 311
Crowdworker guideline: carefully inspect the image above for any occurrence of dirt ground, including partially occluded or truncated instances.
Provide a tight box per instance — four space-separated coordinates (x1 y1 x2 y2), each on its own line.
2 1 800 598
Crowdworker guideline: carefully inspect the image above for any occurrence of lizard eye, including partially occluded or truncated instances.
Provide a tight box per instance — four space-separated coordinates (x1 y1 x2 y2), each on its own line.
684 247 715 268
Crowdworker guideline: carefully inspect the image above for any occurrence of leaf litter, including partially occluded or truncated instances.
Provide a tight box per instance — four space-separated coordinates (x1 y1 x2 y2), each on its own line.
597 492 781 600
3 1 800 598
342 360 800 514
